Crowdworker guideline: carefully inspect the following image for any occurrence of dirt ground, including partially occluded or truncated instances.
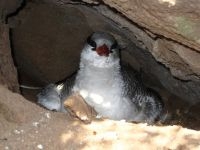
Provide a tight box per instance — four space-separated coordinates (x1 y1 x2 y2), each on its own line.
1 85 200 150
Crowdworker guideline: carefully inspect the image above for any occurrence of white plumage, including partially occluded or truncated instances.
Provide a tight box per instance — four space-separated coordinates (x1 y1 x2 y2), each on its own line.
38 32 163 123
73 46 138 120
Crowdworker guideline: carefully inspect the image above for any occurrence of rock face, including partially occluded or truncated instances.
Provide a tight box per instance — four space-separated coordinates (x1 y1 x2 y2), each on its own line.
0 24 19 92
0 0 23 22
0 0 21 92
11 3 92 85
152 39 200 81
101 0 200 81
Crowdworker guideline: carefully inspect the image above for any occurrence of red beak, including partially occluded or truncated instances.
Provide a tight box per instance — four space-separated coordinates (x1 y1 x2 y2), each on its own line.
96 44 109 57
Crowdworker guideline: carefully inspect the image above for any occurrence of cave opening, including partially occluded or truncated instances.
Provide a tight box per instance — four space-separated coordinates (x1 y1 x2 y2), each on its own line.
2 0 200 149
6 0 200 129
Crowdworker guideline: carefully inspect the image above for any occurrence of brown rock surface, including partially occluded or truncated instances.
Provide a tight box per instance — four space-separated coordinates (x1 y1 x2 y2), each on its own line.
102 0 200 51
0 0 22 92
100 0 200 80
0 24 19 92
0 0 23 22
11 2 92 85
152 39 200 80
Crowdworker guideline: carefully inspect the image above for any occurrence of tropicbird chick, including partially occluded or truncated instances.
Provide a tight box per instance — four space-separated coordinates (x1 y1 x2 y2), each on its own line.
37 32 163 123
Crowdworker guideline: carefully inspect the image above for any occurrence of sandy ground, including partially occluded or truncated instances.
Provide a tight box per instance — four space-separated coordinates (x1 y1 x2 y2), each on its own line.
1 85 200 150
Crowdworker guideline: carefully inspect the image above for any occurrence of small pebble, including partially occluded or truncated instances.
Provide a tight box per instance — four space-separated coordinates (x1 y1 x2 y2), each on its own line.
4 146 9 150
14 130 20 134
45 112 51 119
32 122 39 127
96 115 102 119
37 144 43 149
20 130 24 133
93 131 97 135
119 120 126 123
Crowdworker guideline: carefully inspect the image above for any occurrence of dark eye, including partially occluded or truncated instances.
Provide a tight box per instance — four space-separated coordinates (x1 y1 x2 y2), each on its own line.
110 41 118 50
87 36 96 50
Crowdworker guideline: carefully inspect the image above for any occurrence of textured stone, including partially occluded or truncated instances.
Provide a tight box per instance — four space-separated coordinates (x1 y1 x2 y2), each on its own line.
0 0 21 92
102 0 200 51
100 0 200 81
0 0 23 22
152 39 200 80
0 85 41 125
11 2 92 85
64 93 97 123
0 24 19 92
